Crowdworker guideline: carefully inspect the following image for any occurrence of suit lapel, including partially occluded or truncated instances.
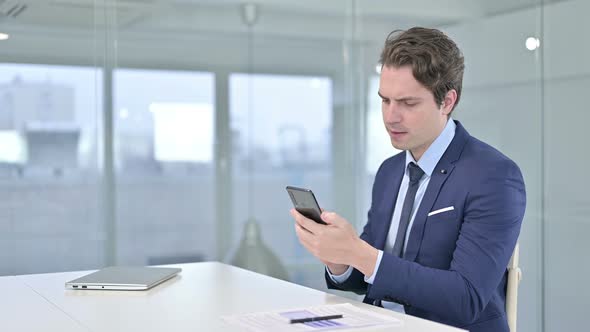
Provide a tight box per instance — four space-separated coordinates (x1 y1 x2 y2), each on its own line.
374 156 405 250
404 121 469 262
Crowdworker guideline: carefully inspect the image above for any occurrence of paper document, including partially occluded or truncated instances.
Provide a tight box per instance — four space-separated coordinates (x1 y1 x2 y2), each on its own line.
221 303 402 331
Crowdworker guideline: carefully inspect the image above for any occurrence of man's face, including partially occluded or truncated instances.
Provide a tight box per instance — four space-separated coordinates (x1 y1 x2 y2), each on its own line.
379 65 454 161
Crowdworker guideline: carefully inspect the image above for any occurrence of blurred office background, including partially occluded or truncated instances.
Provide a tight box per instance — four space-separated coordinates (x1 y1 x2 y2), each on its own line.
0 0 587 331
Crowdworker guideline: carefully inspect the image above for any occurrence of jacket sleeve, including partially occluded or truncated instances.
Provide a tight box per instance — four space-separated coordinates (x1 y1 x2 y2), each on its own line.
325 158 392 294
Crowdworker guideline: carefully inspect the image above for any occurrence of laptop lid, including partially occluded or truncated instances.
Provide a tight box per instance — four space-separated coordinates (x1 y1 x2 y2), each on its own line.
65 266 181 290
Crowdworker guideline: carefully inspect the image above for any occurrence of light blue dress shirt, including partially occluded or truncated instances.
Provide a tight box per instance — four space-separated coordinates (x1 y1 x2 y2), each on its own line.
327 119 456 313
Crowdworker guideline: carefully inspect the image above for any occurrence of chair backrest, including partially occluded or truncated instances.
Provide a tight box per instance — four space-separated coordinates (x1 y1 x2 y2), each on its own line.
506 243 521 332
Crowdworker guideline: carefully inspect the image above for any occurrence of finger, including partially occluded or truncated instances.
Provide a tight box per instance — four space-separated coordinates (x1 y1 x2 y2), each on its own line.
290 209 308 228
295 224 315 250
294 221 312 235
291 208 323 234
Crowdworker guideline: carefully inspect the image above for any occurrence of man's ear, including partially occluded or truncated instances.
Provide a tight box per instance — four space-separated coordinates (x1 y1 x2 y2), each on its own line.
441 89 457 115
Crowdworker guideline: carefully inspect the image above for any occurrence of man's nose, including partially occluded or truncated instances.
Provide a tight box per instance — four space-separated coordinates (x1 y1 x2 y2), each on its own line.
384 103 402 123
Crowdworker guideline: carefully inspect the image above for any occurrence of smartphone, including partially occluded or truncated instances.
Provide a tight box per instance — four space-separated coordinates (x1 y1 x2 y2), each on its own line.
286 186 326 225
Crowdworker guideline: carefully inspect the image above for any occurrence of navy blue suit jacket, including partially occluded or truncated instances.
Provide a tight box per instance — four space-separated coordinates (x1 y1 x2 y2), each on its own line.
326 121 526 332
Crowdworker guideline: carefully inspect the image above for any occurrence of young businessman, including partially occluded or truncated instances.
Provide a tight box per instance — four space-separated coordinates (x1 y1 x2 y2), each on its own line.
290 27 526 332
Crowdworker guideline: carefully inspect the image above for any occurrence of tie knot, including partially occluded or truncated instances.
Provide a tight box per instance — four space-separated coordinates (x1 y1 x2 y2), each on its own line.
408 162 424 184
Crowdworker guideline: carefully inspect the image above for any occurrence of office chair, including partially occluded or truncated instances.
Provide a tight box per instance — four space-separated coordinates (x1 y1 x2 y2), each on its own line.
506 242 522 332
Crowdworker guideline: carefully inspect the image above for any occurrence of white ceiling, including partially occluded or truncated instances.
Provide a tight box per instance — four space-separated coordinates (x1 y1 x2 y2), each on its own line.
0 0 556 42
0 0 564 72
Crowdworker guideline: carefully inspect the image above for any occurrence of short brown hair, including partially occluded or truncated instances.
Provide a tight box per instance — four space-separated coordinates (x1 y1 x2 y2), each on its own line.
379 27 465 112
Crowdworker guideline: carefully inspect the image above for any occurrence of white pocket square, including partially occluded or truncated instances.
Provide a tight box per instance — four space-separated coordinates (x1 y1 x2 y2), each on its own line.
428 206 454 217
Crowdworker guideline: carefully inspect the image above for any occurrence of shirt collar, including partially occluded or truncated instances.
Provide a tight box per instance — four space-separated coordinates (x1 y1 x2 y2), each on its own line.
405 119 456 177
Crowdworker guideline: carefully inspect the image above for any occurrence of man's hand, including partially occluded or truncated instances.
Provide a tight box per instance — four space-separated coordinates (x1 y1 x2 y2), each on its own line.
290 209 378 277
326 262 349 276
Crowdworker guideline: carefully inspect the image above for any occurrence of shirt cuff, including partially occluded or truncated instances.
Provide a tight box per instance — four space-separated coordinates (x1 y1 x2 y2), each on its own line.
326 265 353 284
363 250 383 284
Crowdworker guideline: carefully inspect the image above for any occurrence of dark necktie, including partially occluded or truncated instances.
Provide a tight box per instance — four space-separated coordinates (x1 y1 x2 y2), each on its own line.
391 162 424 257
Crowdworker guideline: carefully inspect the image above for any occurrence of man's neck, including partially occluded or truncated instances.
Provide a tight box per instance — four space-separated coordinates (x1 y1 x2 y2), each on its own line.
410 119 449 162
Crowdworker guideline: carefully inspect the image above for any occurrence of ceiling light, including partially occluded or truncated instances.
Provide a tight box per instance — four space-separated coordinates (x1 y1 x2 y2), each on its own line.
0 33 10 41
525 37 540 51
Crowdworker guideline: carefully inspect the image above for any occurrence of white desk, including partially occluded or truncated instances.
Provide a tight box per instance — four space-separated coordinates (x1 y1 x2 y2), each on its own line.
0 275 84 331
5 262 465 331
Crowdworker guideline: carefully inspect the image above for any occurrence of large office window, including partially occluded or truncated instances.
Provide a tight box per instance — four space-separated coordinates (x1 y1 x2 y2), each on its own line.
113 69 216 265
228 73 333 288
0 63 103 275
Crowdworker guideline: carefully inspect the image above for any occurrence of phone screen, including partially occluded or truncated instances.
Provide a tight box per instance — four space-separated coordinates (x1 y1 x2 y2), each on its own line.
286 186 326 225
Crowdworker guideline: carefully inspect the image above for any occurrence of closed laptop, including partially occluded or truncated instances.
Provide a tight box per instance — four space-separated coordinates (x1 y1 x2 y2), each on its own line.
65 266 181 290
